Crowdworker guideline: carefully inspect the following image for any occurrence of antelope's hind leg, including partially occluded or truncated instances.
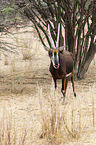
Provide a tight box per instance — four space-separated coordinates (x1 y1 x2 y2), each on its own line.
65 79 68 94
71 70 76 97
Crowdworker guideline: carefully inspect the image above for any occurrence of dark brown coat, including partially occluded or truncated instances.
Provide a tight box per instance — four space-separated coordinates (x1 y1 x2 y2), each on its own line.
49 50 74 79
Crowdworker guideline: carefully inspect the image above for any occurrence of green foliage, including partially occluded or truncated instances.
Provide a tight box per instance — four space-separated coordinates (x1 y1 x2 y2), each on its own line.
1 7 14 14
0 6 16 23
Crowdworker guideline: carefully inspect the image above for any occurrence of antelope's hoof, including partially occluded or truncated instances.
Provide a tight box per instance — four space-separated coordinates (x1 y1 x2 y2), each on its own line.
59 96 64 101
74 92 76 97
61 96 65 99
61 90 65 94
61 96 65 101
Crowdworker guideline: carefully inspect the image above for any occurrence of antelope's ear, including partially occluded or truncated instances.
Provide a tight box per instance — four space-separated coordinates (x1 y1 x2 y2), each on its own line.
44 46 50 51
58 46 64 52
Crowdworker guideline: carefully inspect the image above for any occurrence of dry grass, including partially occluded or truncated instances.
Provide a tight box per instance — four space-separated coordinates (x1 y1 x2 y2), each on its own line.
0 84 96 145
21 41 33 60
10 71 26 94
0 25 96 144
0 110 28 145
37 84 96 144
4 56 9 65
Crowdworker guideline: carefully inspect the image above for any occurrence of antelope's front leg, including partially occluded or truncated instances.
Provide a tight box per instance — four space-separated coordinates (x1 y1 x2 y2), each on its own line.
53 78 57 90
53 78 57 96
61 78 66 99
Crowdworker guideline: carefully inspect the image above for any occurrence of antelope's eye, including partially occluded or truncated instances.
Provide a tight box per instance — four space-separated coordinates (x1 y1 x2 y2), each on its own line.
54 52 57 56
49 51 53 57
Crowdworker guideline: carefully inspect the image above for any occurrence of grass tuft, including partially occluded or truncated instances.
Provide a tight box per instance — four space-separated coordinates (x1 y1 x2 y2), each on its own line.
4 56 9 65
0 110 28 145
38 86 85 144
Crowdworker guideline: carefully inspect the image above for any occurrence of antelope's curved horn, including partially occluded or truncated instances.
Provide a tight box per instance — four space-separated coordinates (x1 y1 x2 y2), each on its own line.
56 23 60 49
48 24 55 49
44 46 50 51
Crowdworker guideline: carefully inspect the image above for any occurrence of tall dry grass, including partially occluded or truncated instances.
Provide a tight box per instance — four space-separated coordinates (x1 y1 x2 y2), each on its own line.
0 109 35 145
38 84 96 144
0 84 96 144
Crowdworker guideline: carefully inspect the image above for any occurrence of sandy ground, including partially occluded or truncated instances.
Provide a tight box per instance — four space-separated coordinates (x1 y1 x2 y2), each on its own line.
0 27 96 144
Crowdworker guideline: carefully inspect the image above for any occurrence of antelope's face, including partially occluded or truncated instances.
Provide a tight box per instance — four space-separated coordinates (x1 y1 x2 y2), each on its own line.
49 49 60 69
44 23 64 69
45 46 64 69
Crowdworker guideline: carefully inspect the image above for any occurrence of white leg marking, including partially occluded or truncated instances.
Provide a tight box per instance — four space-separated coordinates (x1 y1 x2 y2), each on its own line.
66 72 72 77
62 90 65 94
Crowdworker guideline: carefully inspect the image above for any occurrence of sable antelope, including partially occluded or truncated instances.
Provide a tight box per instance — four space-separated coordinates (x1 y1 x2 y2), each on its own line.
44 23 76 99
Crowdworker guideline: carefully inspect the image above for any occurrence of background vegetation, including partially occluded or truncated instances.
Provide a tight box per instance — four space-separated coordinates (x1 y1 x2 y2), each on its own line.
0 0 96 78
15 0 96 79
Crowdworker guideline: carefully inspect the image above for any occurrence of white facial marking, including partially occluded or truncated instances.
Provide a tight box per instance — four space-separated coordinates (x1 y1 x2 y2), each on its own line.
51 51 59 69
51 52 55 66
57 52 59 62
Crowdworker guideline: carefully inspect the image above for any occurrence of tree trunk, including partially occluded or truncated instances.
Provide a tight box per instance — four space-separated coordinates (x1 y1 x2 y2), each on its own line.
77 44 96 78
